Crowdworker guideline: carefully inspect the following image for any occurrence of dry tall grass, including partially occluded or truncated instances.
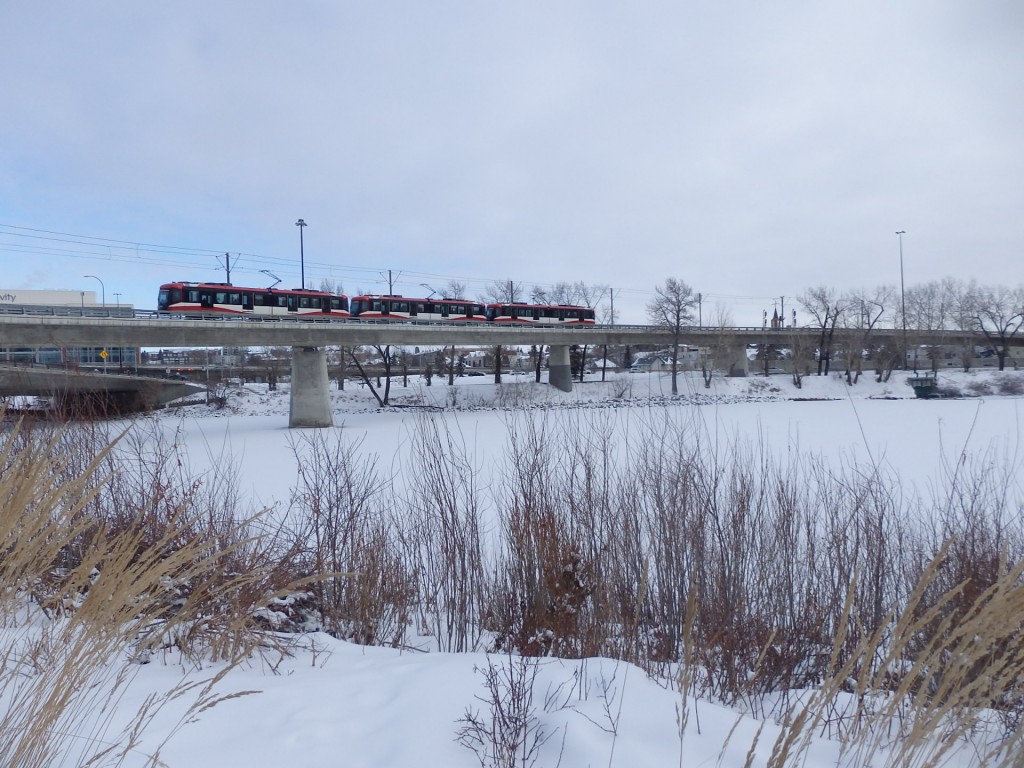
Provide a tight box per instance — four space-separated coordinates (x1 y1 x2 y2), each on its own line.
0 415 312 767
9 396 1022 765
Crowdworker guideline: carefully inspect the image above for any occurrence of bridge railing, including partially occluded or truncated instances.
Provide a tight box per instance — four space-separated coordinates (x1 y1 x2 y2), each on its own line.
0 304 136 319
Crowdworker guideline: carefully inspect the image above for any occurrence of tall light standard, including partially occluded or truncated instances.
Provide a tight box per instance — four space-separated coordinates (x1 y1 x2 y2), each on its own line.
84 274 105 307
896 231 907 369
295 219 307 289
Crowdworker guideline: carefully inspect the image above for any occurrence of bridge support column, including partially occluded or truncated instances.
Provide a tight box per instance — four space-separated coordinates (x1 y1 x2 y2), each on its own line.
728 345 749 377
289 346 333 428
548 345 573 392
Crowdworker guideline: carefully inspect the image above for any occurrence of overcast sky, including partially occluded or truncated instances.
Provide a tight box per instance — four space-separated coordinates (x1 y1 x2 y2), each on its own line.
1 1 1021 324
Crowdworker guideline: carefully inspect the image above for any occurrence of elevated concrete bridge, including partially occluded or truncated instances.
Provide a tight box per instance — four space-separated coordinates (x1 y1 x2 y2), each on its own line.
0 312 1005 427
0 363 204 414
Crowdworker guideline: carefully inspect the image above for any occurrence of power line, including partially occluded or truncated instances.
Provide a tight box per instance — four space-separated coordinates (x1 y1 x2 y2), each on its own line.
0 223 787 308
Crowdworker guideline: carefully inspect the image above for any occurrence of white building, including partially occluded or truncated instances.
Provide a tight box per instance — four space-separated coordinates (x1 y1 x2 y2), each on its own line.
0 289 137 367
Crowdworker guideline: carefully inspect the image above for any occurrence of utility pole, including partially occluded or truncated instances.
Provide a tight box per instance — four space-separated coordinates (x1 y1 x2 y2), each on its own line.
296 219 307 289
602 288 616 382
896 230 907 369
222 252 232 284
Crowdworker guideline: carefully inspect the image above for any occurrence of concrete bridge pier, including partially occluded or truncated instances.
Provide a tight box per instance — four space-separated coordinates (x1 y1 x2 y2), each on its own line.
548 344 573 392
730 345 750 377
289 346 333 428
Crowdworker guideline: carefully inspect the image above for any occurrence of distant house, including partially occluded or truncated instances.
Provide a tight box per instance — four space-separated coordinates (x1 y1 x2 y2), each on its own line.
589 357 622 373
630 355 669 372
630 346 701 372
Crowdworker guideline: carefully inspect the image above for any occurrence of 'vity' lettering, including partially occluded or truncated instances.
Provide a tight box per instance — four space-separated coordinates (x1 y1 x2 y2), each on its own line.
0 294 16 302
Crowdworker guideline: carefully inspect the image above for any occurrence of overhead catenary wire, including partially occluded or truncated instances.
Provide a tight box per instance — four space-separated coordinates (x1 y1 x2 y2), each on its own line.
0 223 785 311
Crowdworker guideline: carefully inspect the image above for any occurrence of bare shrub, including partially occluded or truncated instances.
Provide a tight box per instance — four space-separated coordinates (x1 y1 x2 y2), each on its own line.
964 380 994 397
289 429 414 646
456 654 557 768
497 382 538 409
403 412 487 652
995 373 1024 396
610 374 632 400
0 415 306 767
488 413 604 658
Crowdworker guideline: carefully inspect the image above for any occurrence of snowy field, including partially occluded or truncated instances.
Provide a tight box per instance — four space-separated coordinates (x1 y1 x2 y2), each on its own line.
162 368 1024 513
11 367 1023 768
82 367 1023 768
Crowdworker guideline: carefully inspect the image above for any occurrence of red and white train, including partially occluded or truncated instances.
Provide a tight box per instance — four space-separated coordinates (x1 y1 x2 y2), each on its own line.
157 282 596 325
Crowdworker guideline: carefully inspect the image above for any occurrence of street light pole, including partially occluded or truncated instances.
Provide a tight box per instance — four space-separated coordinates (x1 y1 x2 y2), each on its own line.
896 230 907 370
84 274 105 307
295 219 307 289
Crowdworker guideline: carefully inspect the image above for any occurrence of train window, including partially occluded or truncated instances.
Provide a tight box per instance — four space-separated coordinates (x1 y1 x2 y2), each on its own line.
228 293 241 304
188 290 199 303
277 296 289 307
330 297 342 311
254 293 265 306
215 292 228 304
564 309 579 319
393 301 409 313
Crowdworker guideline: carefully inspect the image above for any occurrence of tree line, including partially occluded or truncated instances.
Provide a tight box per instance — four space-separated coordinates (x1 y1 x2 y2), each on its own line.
647 277 1024 392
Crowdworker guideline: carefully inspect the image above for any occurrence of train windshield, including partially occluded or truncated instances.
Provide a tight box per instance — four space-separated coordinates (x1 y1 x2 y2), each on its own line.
157 287 181 309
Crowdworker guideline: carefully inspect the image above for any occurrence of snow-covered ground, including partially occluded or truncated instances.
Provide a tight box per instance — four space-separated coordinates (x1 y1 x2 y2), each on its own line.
165 368 1024 512
52 369 1024 765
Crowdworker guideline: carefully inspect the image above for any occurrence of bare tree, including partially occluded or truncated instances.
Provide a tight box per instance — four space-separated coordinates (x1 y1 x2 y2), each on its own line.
480 279 523 304
647 278 697 395
528 345 544 383
530 282 573 305
572 283 606 381
444 280 467 300
319 278 344 295
480 280 524 384
348 345 393 406
699 303 735 388
966 283 1024 371
799 286 845 376
840 286 894 384
905 280 953 372
943 278 978 370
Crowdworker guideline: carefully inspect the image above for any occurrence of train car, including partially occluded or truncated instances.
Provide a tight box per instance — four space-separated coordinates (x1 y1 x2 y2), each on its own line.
349 295 488 322
158 282 349 318
486 302 596 325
